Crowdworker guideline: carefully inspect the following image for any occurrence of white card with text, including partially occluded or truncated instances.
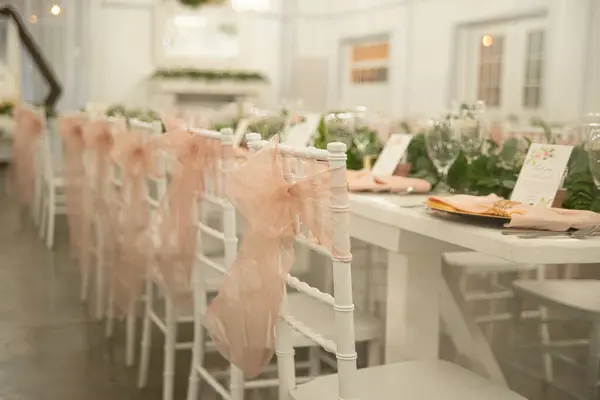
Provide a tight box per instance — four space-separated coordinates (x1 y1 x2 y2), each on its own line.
510 143 573 207
233 118 249 147
282 114 322 148
371 133 413 177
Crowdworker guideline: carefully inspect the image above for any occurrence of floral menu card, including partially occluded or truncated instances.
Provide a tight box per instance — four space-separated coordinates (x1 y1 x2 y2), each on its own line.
510 143 573 207
233 118 249 147
371 133 413 177
282 114 322 147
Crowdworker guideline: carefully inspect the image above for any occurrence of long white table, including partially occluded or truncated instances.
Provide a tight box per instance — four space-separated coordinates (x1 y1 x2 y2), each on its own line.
350 193 600 384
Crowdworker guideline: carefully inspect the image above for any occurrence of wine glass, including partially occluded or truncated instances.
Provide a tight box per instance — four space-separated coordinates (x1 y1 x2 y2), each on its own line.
588 128 600 190
456 115 485 164
425 118 461 192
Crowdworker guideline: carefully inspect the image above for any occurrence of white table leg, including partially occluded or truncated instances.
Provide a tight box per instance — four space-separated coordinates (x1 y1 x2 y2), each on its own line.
385 251 442 362
441 269 507 385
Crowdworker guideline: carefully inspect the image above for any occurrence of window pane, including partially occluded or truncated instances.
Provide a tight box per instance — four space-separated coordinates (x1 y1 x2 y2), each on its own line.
523 30 545 109
477 34 504 107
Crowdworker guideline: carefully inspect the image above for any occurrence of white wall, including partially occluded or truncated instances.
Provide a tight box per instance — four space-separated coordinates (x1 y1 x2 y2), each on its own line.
88 0 282 107
291 0 595 121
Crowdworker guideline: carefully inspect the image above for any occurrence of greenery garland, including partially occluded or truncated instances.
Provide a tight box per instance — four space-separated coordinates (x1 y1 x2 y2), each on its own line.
312 108 598 212
178 0 224 8
105 105 166 132
314 111 383 171
152 69 268 83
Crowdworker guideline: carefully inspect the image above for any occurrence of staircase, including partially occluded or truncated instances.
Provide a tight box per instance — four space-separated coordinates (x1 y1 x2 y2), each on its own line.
0 5 62 112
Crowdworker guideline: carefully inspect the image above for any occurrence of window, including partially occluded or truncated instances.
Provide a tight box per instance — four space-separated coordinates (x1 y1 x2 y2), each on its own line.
477 34 504 107
523 30 545 109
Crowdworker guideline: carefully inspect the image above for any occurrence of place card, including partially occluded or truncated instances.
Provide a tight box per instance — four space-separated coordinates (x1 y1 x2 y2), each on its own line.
371 133 413 177
233 118 249 147
510 143 573 207
282 113 322 148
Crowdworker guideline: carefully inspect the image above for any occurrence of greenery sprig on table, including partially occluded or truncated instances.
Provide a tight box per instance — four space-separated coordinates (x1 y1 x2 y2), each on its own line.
0 100 14 116
152 69 268 83
314 111 383 171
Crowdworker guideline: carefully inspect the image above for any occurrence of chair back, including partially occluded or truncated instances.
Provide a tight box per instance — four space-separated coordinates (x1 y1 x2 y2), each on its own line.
187 127 243 398
244 132 357 400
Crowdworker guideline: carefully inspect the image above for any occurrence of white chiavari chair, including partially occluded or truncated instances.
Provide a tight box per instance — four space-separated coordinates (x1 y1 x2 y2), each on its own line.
190 133 380 399
240 138 527 400
38 115 67 249
510 280 600 400
104 118 164 367
185 127 245 400
136 127 237 400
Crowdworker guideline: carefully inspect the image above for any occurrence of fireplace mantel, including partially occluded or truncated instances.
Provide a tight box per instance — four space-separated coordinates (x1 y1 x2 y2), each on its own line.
150 77 267 107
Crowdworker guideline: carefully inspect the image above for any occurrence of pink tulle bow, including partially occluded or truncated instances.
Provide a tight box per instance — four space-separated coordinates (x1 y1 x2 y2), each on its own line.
111 130 161 316
85 119 117 275
11 104 44 205
204 136 334 377
58 115 90 264
155 127 220 296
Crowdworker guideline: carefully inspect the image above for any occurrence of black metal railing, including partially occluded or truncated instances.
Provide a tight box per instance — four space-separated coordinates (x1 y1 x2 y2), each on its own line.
0 5 62 112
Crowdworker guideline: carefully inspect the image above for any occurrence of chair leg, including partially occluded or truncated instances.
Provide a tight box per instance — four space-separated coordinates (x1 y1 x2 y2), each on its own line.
187 310 205 400
126 302 137 367
485 274 498 344
535 265 553 385
45 190 55 249
80 259 90 302
367 339 383 367
138 276 154 389
508 294 524 383
105 283 115 338
163 297 177 400
95 233 105 321
586 323 600 400
308 347 321 376
39 196 48 239
230 366 245 400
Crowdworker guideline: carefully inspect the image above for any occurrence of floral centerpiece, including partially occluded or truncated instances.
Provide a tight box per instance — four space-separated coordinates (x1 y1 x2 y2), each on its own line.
314 110 383 170
403 108 598 211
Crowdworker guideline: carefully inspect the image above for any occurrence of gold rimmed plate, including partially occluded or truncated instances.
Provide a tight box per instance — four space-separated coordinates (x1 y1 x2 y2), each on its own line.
425 199 511 225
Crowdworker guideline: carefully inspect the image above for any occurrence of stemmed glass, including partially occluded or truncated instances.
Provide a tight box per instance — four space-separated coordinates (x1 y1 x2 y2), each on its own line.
588 127 600 191
425 118 461 192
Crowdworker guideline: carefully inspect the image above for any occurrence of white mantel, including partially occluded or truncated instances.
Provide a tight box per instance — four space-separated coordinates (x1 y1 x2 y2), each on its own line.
150 77 266 107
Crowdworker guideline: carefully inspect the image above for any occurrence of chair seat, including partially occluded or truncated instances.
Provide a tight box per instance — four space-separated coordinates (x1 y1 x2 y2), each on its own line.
444 252 536 274
513 279 600 320
288 359 526 400
287 292 382 347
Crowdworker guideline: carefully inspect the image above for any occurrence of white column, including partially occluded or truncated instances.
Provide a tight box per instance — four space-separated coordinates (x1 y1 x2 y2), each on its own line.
583 0 600 113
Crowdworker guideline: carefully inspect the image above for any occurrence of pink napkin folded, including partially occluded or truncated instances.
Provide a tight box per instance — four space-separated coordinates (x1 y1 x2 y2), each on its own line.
348 170 431 193
428 194 600 232
506 208 600 231
427 194 524 215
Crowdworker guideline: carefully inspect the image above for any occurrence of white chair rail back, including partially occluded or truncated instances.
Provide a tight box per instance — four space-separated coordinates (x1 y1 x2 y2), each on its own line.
245 133 358 400
186 127 244 400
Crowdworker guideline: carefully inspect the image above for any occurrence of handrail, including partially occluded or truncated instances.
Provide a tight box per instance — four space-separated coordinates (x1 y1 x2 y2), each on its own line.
0 5 62 112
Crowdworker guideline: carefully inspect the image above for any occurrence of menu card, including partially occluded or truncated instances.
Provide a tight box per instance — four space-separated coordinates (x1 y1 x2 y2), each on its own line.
371 133 413 177
510 143 573 207
282 114 322 147
233 118 249 147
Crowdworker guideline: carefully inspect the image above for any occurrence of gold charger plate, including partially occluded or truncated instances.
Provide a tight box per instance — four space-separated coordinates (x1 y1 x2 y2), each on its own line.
425 199 511 224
